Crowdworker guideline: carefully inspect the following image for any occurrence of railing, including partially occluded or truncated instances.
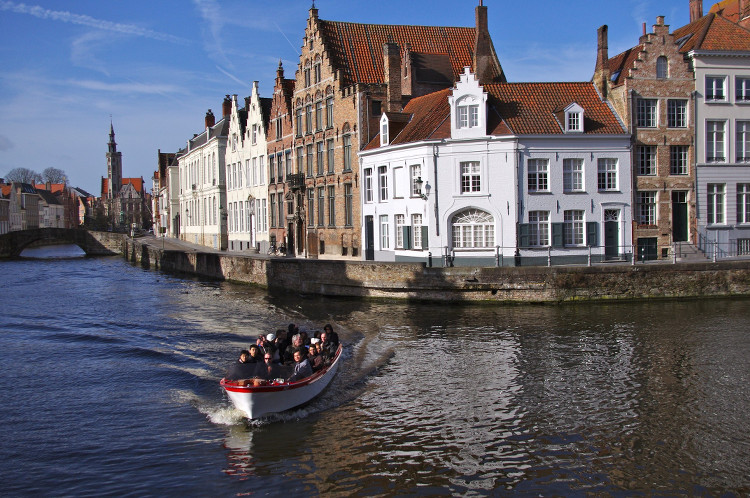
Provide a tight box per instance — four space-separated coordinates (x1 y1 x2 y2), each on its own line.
698 232 750 261
287 173 305 190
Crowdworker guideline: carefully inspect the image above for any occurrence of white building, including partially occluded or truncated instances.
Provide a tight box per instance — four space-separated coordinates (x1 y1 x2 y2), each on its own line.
675 12 750 257
225 84 271 252
359 68 632 266
177 99 229 250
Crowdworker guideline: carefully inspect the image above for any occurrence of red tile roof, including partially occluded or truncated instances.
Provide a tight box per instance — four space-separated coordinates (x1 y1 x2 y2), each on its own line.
673 12 750 52
366 82 624 150
318 20 488 86
100 177 144 197
604 45 644 88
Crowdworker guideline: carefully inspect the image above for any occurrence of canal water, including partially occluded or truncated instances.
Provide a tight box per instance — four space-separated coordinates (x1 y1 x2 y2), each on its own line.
1 247 749 496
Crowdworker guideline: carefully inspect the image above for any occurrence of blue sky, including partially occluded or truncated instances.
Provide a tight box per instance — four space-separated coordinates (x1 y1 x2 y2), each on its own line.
0 0 694 195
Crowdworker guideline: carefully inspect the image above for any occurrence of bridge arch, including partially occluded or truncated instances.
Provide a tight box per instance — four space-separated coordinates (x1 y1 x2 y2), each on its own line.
0 229 123 258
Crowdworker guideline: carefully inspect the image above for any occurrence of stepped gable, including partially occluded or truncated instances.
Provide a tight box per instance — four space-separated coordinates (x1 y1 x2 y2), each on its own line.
673 12 750 51
318 20 484 86
260 97 273 131
484 82 625 135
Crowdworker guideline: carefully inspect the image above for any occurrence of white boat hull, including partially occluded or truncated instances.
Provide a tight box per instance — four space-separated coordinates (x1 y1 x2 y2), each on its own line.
221 345 342 419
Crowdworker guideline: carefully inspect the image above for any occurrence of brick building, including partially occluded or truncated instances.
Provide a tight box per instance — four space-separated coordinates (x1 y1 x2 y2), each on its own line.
288 2 504 259
594 16 696 260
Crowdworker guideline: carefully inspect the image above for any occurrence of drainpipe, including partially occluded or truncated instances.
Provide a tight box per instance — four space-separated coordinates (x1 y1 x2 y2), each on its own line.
433 144 440 236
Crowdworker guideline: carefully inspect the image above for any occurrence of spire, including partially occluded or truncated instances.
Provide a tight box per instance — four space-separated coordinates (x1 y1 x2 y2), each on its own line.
108 120 117 154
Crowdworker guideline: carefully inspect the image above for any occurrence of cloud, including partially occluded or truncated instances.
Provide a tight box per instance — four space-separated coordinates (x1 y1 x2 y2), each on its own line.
193 0 232 69
0 134 14 151
68 79 185 95
70 31 111 76
0 1 189 44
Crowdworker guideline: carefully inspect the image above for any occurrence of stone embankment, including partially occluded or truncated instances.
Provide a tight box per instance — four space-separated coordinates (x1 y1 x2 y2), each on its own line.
120 235 750 304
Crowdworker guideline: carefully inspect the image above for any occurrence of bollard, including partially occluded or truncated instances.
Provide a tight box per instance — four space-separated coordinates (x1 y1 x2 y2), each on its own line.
428 251 432 268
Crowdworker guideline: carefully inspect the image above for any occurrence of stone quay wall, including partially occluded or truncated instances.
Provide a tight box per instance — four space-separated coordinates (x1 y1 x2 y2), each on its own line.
122 236 750 304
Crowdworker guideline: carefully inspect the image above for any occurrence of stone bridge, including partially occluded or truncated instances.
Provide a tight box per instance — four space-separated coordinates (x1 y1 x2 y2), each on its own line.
0 228 124 258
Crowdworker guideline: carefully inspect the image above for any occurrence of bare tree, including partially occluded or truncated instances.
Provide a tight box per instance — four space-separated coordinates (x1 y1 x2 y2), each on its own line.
3 167 42 184
42 167 68 184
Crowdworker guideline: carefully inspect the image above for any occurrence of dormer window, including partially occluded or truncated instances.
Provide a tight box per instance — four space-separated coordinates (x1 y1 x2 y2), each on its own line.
564 103 584 133
450 68 488 139
380 113 389 146
457 102 479 128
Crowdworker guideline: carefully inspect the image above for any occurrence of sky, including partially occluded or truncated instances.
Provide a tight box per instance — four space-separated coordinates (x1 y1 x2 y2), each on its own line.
0 0 696 195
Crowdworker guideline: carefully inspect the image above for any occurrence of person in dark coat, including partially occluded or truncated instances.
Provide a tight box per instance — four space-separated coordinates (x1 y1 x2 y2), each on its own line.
287 350 313 382
259 352 283 380
283 333 305 364
323 324 339 348
225 350 258 380
247 344 263 363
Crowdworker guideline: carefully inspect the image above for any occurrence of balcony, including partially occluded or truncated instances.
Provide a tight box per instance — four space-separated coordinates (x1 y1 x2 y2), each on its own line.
287 173 305 191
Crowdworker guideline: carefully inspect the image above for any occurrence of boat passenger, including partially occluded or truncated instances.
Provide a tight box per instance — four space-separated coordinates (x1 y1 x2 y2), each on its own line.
283 333 305 364
264 333 279 362
320 331 336 358
247 344 262 363
308 340 324 372
323 324 339 348
287 349 313 382
316 342 331 367
259 352 283 380
225 350 258 380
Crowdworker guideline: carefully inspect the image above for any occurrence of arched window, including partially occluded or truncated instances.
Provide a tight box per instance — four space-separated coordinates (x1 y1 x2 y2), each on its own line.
656 56 668 79
451 209 495 248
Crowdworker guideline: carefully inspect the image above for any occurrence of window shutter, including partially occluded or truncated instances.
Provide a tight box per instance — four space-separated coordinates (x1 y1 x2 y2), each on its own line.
587 222 598 247
421 226 429 250
519 223 530 247
552 223 564 247
403 226 412 249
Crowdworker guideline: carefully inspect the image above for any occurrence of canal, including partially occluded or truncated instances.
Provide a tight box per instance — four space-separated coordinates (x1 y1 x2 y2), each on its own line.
1 247 749 495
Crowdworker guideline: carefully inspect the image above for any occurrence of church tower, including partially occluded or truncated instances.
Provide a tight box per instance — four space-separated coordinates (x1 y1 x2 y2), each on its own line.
106 121 122 200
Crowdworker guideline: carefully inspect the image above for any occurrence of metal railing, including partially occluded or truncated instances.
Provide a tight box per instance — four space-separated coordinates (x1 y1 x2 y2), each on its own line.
698 232 750 262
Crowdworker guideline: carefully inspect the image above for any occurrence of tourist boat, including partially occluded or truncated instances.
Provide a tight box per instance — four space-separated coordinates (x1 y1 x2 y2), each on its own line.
220 344 343 419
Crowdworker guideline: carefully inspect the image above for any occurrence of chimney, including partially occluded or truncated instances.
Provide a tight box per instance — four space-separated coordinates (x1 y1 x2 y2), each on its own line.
384 42 402 112
473 0 500 84
205 109 215 129
222 95 231 118
690 0 703 22
594 25 610 99
276 59 284 83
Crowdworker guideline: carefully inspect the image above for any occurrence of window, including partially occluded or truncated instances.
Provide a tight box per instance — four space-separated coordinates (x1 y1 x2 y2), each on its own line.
707 183 725 224
259 156 264 184
327 139 335 173
656 56 668 79
667 99 687 128
566 111 581 132
306 144 314 176
251 124 257 144
276 118 283 139
317 187 324 226
304 65 311 87
328 186 336 226
737 121 750 162
269 155 275 183
637 191 656 225
278 196 284 227
563 158 583 192
295 107 302 137
380 215 389 248
737 77 750 102
410 164 422 197
670 145 689 175
706 120 726 163
637 146 657 176
326 97 333 127
269 194 276 228
315 100 323 131
528 211 549 246
260 199 267 232
412 214 423 249
564 210 584 246
706 76 726 101
371 100 382 116
307 189 314 227
305 105 312 134
378 165 388 201
461 161 481 193
344 183 353 226
527 159 549 192
380 119 388 145
316 141 324 175
313 61 321 83
343 135 352 171
451 209 494 248
364 168 373 202
395 214 405 248
738 184 750 224
457 104 479 128
636 99 657 127
597 158 618 191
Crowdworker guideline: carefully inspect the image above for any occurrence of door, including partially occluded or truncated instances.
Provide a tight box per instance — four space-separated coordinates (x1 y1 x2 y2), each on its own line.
287 222 295 255
364 215 374 261
604 209 620 260
672 191 688 242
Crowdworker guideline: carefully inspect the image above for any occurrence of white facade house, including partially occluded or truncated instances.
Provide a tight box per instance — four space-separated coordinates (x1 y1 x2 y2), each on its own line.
225 84 271 252
360 68 631 266
676 14 750 257
177 101 229 250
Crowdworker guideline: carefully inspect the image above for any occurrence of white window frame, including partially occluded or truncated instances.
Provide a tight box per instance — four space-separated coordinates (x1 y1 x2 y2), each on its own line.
410 164 422 197
528 211 549 247
395 214 405 248
597 158 618 191
528 159 549 193
707 183 725 224
636 98 658 128
736 77 750 103
737 121 750 163
637 191 657 225
563 210 585 246
364 168 373 203
738 184 750 224
563 158 584 192
667 99 687 128
451 209 494 249
378 165 388 201
460 161 481 193
412 213 423 249
637 146 657 176
380 214 389 249
706 76 727 102
670 145 689 175
706 120 727 163
457 104 479 129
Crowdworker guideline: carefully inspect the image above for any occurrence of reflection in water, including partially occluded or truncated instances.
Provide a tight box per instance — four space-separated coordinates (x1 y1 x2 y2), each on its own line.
0 256 748 495
20 243 85 258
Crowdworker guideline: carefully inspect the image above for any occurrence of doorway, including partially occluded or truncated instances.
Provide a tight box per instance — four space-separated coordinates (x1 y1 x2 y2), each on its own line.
672 191 688 242
604 209 620 260
364 216 374 261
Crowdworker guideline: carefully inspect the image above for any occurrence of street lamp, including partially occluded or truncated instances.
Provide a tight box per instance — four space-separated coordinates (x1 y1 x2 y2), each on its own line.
414 177 430 200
